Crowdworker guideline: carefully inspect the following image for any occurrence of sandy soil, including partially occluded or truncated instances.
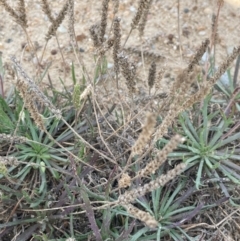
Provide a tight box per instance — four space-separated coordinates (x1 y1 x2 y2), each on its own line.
0 0 240 94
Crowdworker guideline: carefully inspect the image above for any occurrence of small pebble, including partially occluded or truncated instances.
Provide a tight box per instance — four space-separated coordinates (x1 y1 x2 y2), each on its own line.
76 34 87 42
33 57 38 65
198 31 206 36
130 6 136 12
5 38 12 43
51 49 57 55
167 34 174 42
183 8 189 13
204 8 212 14
79 48 85 52
21 42 27 49
201 52 209 63
57 25 67 33
227 46 234 54
182 28 190 37
107 63 113 68
219 71 230 86
192 6 198 11
164 73 170 78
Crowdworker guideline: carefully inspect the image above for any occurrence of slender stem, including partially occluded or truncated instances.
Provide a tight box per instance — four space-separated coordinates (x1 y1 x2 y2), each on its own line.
233 55 240 88
123 28 133 48
55 34 67 80
40 41 48 64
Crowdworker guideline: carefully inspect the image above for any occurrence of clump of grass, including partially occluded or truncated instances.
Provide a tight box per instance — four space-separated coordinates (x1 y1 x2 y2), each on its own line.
1 0 240 240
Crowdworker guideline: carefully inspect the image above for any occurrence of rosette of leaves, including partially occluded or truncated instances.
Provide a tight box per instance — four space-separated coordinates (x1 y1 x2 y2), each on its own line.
65 175 200 241
0 90 79 207
114 174 203 241
158 93 240 194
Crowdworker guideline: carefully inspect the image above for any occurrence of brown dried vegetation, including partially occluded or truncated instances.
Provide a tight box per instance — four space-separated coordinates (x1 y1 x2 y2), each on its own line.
0 0 240 239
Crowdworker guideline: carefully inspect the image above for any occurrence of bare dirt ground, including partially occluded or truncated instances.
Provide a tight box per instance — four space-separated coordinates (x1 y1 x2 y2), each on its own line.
0 0 240 94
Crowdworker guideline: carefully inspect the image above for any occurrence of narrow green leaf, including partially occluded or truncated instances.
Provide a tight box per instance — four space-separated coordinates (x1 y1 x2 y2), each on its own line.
219 165 240 184
208 119 230 148
130 227 149 241
179 114 200 148
181 112 199 142
166 206 195 218
0 217 39 228
196 159 204 189
71 62 76 85
163 181 185 215
184 155 200 165
152 187 162 219
218 132 240 148
30 187 47 208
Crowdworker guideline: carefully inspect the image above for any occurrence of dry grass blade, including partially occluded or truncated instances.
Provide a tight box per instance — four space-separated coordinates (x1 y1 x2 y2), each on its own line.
148 61 156 93
124 204 158 228
11 56 61 118
154 103 180 141
68 0 77 47
41 0 55 23
118 163 186 204
118 52 137 93
45 0 69 40
97 37 114 56
0 133 28 143
118 173 131 188
1 0 240 238
16 80 46 131
0 156 18 166
137 135 185 177
0 0 27 28
89 24 100 47
17 0 27 27
113 17 121 78
123 0 151 46
99 0 110 44
187 38 210 73
209 45 240 86
138 0 153 37
124 46 164 61
181 45 240 111
131 0 149 29
113 0 119 15
132 113 156 156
